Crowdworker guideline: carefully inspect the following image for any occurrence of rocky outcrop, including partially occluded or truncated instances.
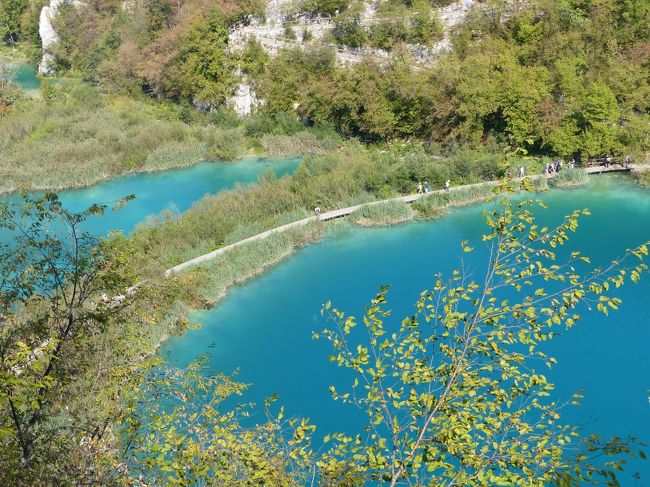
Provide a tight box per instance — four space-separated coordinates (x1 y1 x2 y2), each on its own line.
38 0 61 74
38 0 81 75
227 81 260 116
227 0 480 68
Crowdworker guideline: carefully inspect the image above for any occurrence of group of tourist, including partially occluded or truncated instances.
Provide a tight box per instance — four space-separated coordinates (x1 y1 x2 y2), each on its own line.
416 180 451 194
587 155 633 168
313 152 638 218
544 158 575 176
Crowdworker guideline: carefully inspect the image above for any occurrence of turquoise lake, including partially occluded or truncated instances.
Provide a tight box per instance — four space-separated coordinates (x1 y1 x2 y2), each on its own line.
160 175 649 482
1 59 40 92
1 162 648 481
1 156 299 238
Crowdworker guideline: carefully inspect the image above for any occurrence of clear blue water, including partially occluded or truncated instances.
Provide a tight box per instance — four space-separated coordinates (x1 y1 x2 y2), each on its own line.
1 60 40 92
1 157 299 238
161 176 649 483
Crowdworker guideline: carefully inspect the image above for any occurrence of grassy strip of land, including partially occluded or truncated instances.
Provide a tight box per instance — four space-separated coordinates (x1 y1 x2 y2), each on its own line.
190 222 328 304
128 145 533 275
175 183 506 303
155 170 602 306
0 80 342 194
350 200 415 227
412 182 499 218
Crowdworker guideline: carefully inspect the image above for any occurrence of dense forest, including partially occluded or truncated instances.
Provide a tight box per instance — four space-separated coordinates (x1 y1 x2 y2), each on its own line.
0 0 649 484
1 0 649 161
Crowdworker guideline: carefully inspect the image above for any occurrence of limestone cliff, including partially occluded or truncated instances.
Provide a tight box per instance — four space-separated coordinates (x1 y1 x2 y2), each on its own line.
39 0 80 75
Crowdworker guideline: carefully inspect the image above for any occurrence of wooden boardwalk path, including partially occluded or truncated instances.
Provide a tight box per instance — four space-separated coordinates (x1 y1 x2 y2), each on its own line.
163 179 496 276
164 165 641 277
584 164 633 174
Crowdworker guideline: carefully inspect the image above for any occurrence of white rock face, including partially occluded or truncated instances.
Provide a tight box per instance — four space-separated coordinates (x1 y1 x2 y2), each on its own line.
228 82 259 116
38 0 79 75
227 0 481 67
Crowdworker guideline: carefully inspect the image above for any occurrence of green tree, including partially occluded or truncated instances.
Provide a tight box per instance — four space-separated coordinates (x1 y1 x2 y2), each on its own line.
0 0 27 43
316 180 648 485
238 37 269 78
332 9 367 48
0 193 139 481
573 82 621 157
499 62 550 149
123 359 316 485
171 10 234 106
579 82 619 128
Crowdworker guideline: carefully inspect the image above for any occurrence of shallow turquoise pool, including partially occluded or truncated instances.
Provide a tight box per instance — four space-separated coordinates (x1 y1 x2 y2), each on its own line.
1 156 299 238
161 175 650 482
1 59 40 92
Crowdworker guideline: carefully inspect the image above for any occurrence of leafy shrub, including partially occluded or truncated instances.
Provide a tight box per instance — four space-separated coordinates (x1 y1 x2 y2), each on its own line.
332 11 367 48
204 128 246 161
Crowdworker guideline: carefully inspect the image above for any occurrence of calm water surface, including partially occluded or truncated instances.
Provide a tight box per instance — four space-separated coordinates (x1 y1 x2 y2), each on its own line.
1 157 299 238
162 176 650 482
1 59 40 92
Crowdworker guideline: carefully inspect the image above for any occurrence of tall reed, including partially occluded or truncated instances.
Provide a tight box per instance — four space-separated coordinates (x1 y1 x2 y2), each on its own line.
350 200 415 227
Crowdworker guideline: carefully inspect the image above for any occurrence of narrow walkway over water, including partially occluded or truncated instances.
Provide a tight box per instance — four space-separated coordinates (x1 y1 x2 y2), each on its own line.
164 165 643 276
584 165 634 174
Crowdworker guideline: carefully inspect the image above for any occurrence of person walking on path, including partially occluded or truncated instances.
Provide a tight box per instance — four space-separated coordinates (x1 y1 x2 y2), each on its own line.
424 181 431 193
445 180 450 192
519 166 525 178
417 182 423 194
314 207 321 218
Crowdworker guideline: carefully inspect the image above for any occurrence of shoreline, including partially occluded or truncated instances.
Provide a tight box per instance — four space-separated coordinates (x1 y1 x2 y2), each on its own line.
0 151 298 196
160 167 639 327
150 222 329 354
88 170 646 403
163 174 573 276
155 173 585 343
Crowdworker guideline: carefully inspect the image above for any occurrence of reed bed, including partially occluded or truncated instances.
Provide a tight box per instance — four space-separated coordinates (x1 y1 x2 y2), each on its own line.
260 130 342 157
633 170 650 188
412 182 498 219
0 82 338 193
0 96 225 192
190 222 326 304
548 169 589 188
128 147 529 276
447 182 498 206
350 200 415 227
533 176 549 192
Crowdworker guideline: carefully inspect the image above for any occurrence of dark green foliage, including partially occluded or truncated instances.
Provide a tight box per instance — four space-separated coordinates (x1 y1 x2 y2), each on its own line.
238 38 269 78
332 9 366 47
176 11 234 105
0 0 27 43
3 0 644 161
